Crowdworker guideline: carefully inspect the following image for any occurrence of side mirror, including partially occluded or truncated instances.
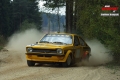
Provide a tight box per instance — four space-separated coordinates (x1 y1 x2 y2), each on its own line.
36 42 38 44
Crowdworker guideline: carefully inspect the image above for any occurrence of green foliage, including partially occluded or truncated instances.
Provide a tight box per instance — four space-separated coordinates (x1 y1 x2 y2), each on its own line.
0 35 6 47
0 46 3 51
20 20 37 31
11 0 42 30
76 0 120 61
0 0 42 38
43 0 65 9
0 0 12 37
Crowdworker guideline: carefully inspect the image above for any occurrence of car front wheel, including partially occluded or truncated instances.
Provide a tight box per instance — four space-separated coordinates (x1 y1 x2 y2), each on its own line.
62 55 71 67
27 60 35 67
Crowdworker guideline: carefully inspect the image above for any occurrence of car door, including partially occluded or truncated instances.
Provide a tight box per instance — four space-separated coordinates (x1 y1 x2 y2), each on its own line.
73 35 82 62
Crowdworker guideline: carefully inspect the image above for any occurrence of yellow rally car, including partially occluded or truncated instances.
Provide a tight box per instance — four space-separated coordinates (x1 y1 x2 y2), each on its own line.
25 33 91 67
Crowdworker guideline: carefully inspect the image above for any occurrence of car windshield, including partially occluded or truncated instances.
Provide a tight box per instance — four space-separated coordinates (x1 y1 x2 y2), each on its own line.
40 34 72 44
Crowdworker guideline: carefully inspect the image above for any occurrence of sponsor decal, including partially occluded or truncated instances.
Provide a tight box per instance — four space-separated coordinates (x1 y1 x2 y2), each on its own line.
101 5 119 16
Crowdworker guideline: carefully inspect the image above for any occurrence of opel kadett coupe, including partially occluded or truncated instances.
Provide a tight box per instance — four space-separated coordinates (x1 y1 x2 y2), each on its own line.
25 33 91 67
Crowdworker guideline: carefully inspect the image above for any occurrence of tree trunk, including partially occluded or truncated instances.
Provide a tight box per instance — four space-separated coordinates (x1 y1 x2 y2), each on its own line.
66 0 73 33
73 0 78 33
57 6 60 32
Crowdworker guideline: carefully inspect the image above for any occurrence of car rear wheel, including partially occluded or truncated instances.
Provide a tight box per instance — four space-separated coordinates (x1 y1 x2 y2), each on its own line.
27 60 35 67
62 55 71 67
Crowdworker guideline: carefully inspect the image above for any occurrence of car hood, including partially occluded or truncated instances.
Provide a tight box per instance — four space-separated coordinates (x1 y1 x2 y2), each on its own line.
26 43 72 49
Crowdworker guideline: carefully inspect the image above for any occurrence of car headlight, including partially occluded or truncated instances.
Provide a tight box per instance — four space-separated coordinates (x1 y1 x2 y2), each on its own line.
27 48 33 52
57 49 62 54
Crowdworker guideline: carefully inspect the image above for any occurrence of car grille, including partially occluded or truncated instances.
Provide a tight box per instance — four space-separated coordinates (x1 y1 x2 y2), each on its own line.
32 49 57 53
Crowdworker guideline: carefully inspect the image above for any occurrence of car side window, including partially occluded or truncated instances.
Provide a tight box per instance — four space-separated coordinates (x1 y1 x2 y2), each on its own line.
74 36 80 46
79 37 85 46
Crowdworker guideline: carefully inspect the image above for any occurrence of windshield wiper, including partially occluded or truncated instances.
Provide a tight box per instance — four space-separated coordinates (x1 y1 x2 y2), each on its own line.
40 41 49 43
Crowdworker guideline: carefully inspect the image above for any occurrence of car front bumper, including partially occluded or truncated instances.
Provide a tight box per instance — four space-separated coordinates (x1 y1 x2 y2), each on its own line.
25 52 66 62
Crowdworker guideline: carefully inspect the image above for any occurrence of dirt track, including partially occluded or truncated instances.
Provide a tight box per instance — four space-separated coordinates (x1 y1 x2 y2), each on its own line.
0 51 120 80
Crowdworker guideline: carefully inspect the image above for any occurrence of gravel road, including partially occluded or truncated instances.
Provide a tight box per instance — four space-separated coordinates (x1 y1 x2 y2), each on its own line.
0 51 120 80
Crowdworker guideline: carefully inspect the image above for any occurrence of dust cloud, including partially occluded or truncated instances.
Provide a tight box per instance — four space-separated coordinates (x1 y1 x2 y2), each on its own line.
80 39 113 66
5 28 44 62
6 28 44 52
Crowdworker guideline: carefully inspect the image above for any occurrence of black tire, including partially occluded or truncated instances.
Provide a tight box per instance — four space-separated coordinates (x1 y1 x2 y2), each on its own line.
71 56 75 65
62 55 71 67
58 63 62 67
27 60 35 67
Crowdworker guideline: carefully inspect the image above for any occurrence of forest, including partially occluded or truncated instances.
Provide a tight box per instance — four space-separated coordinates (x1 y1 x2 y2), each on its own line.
0 0 42 45
0 0 120 62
